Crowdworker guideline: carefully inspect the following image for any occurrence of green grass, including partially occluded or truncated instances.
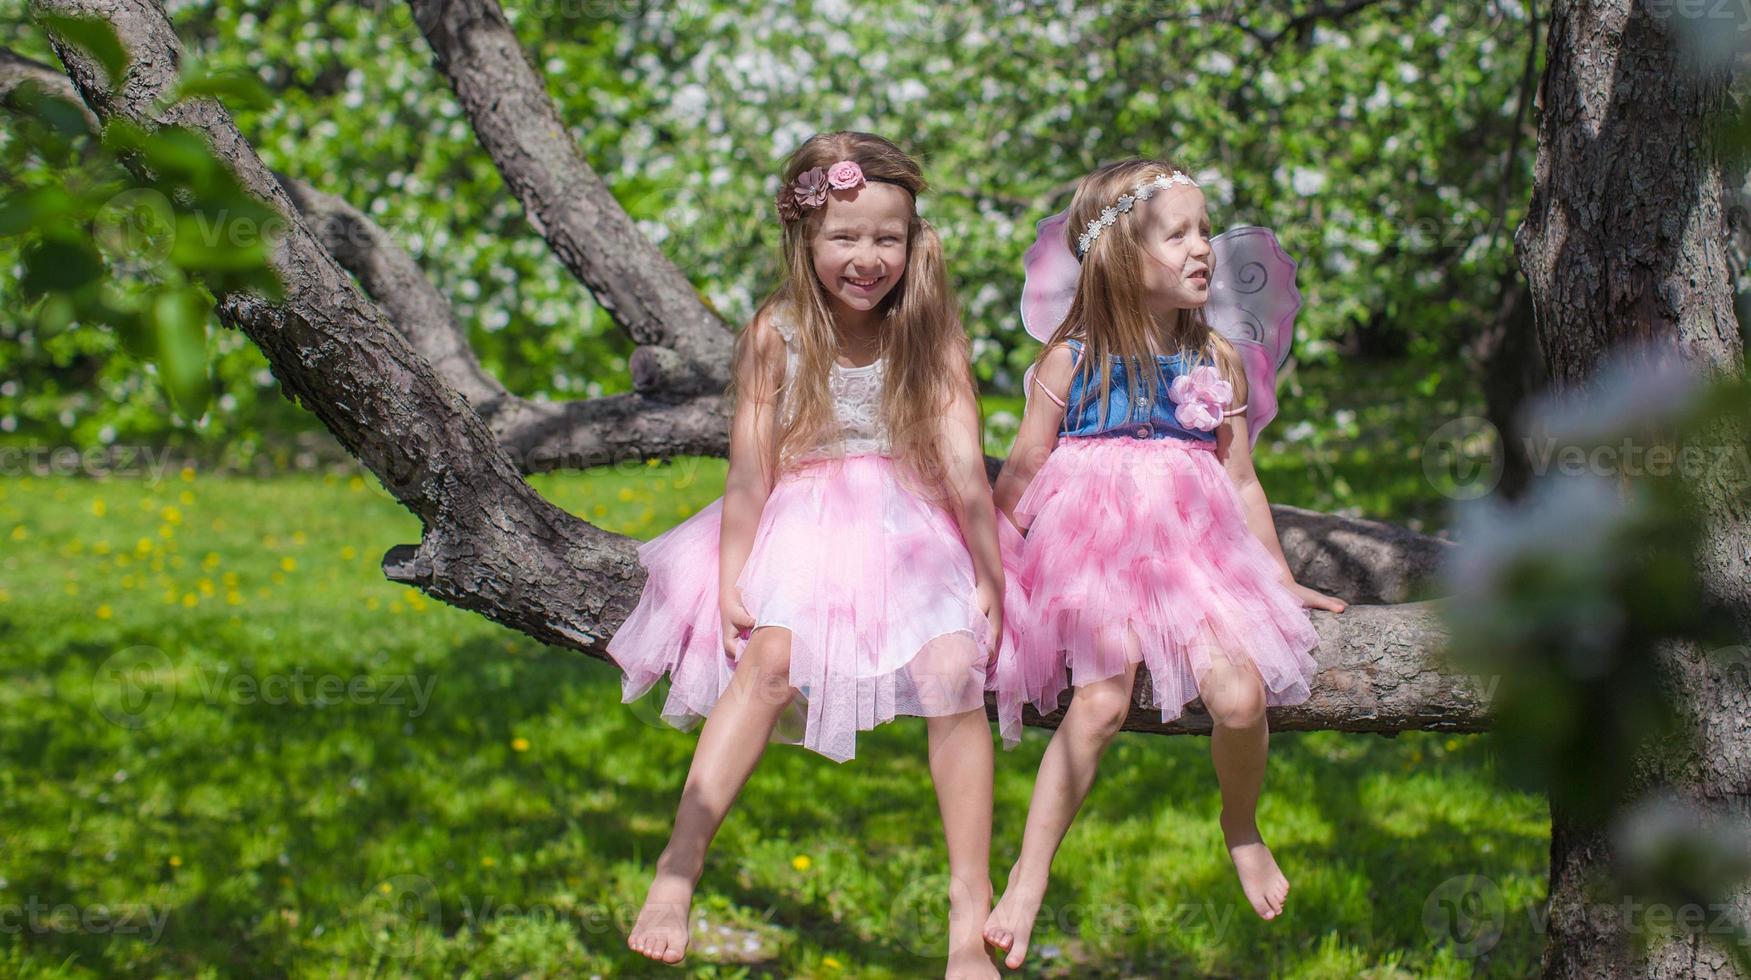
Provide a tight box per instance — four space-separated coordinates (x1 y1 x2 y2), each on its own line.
0 454 1542 978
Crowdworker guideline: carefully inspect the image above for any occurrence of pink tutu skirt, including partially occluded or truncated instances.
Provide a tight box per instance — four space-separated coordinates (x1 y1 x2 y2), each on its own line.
606 452 1028 763
1002 436 1319 728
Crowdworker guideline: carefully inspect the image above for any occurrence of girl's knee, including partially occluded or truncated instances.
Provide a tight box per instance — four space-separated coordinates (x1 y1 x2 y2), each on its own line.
1200 658 1266 728
740 626 793 677
1069 685 1132 740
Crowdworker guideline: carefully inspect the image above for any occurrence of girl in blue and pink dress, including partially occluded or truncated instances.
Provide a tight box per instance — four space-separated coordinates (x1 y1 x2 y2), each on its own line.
983 157 1348 969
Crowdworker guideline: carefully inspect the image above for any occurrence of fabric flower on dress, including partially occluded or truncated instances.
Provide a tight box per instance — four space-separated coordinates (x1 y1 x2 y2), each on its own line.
1169 364 1233 431
826 160 865 190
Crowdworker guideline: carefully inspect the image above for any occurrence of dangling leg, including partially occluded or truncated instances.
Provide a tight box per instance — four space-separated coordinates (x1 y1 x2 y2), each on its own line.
910 635 1000 979
628 626 797 963
927 706 1000 980
985 632 1142 970
1195 649 1288 920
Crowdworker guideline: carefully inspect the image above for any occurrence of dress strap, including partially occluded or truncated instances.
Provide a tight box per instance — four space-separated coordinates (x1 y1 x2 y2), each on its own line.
769 309 797 345
1031 372 1067 409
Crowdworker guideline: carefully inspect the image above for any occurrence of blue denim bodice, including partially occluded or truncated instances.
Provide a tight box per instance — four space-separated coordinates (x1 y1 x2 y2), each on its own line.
1059 338 1218 444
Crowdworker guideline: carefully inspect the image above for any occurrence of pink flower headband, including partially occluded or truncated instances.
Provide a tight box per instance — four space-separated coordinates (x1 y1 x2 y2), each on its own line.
773 159 877 223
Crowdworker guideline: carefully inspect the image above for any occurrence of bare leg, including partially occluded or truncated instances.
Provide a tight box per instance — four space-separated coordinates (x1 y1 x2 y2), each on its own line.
985 647 1141 970
1195 652 1288 920
927 707 1001 979
627 627 797 963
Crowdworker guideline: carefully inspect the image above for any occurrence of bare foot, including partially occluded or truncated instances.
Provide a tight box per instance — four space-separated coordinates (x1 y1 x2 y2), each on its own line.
1222 819 1289 920
627 868 694 964
982 868 1046 970
947 881 1000 979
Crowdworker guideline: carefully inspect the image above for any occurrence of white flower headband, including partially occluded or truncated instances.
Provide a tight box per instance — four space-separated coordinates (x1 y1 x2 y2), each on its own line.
1074 170 1199 258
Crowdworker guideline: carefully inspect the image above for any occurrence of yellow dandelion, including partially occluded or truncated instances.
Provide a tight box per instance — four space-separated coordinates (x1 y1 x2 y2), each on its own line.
179 466 195 482
291 531 306 546
378 881 392 895
92 540 111 556
135 537 153 556
280 556 296 573
159 525 174 539
592 504 608 518
348 476 366 492
822 956 842 970
202 552 221 570
181 593 198 608
96 604 113 619
340 545 357 561
159 506 181 525
270 572 285 585
226 591 243 605
616 487 636 502
791 855 812 872
178 490 194 505
91 499 106 517
645 457 659 467
9 526 26 541
366 597 380 610
0 589 10 604
115 553 131 567
389 601 403 614
198 578 214 596
480 856 496 868
121 575 137 589
511 737 530 752
168 855 183 867
222 572 238 586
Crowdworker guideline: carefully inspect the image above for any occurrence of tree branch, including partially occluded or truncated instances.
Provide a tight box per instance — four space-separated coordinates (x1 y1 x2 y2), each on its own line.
404 0 733 398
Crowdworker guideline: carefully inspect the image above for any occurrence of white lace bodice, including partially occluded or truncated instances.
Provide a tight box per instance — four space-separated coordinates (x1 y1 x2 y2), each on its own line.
770 309 891 457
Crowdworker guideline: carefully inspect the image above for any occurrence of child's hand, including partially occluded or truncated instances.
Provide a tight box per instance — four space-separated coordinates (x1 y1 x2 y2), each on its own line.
720 592 755 659
975 579 1004 667
1286 580 1347 613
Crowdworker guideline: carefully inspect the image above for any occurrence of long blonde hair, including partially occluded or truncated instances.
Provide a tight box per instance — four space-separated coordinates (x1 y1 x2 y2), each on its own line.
1035 157 1244 426
731 131 970 495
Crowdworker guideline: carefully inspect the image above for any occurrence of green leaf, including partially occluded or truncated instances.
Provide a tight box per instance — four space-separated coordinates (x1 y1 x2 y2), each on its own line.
39 15 131 87
33 294 77 336
149 287 213 419
170 68 276 111
20 237 105 298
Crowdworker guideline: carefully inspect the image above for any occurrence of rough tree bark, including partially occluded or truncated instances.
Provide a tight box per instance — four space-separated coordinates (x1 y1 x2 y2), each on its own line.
1515 2 1751 977
21 0 1484 739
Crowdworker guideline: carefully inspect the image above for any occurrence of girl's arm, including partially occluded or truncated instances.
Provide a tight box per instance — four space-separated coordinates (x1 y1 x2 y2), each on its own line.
1213 363 1347 613
992 343 1075 530
718 312 788 657
936 340 1007 650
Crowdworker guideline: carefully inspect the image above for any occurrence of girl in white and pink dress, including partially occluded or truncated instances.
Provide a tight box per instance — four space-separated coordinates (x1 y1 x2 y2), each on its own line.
982 158 1348 970
607 131 1023 979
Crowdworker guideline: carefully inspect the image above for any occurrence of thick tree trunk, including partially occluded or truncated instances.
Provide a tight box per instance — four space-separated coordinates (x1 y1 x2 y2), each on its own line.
1516 2 1751 977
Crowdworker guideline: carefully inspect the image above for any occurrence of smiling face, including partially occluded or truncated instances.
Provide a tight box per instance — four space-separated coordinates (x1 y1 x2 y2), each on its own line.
810 181 912 321
1134 185 1213 311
